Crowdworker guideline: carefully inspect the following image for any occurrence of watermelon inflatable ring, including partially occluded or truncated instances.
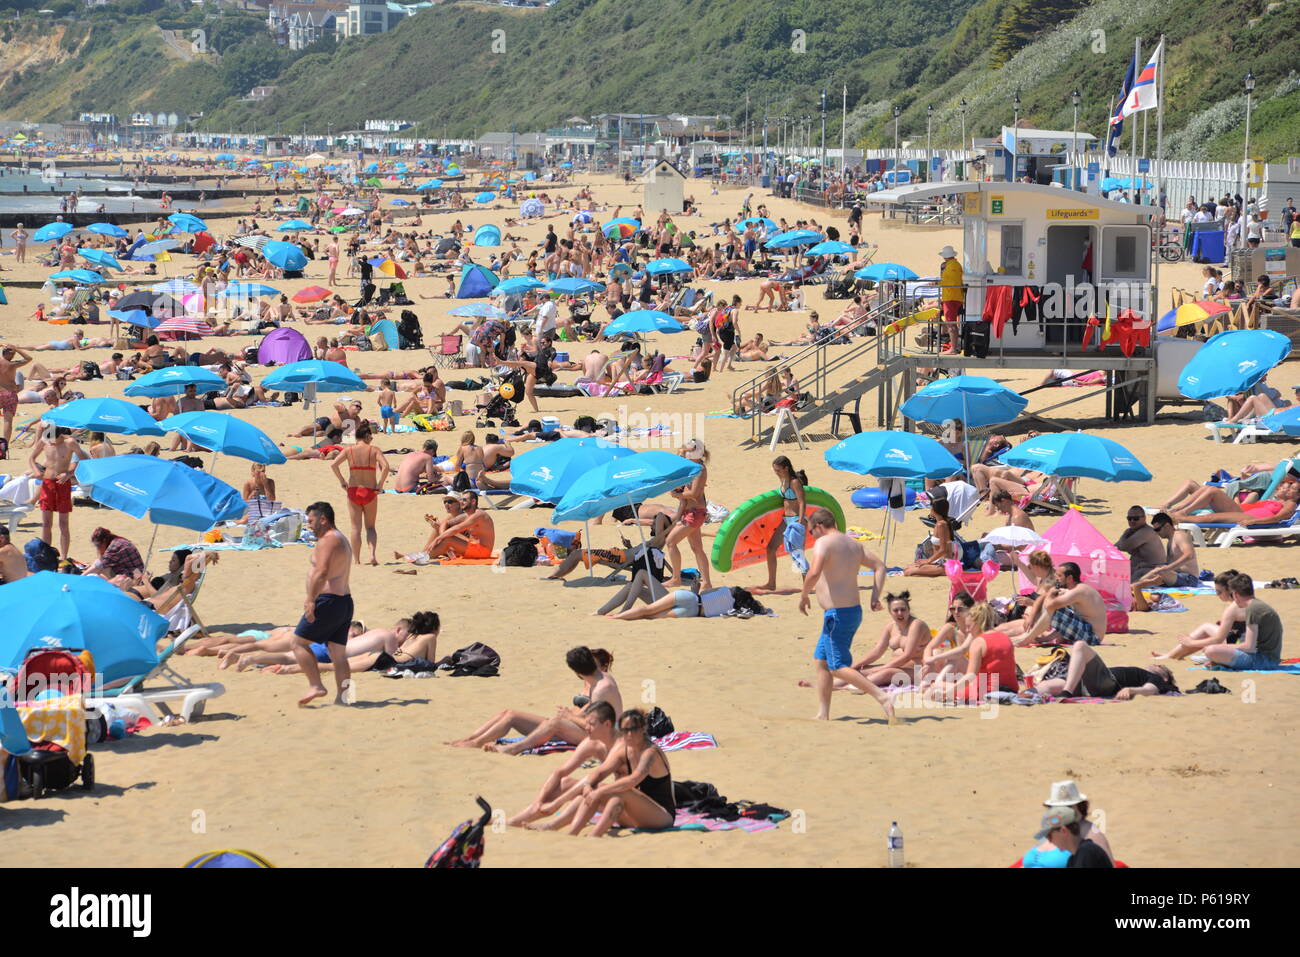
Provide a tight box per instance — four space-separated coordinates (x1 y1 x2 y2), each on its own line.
710 486 846 573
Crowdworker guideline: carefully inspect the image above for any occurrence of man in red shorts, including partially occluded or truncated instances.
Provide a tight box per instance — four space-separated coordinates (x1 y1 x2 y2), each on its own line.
938 245 964 355
35 427 88 557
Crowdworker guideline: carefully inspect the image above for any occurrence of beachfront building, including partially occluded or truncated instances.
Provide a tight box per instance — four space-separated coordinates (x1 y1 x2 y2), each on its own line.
268 2 347 50
642 159 686 216
475 132 549 169
335 0 405 37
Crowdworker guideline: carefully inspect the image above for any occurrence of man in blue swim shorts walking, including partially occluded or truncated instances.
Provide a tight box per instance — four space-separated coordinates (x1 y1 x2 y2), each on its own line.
798 508 895 723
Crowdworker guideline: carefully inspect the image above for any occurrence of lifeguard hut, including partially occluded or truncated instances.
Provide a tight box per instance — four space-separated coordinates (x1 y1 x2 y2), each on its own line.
643 159 686 216
731 182 1171 447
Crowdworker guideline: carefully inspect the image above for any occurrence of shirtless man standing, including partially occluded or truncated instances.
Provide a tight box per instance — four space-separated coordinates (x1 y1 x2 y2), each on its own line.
291 501 356 706
0 345 33 447
1016 561 1107 647
33 427 87 558
393 440 441 492
0 527 29 583
798 508 895 723
426 489 495 558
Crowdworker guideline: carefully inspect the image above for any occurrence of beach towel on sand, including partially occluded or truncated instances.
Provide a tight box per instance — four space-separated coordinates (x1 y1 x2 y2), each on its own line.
1192 664 1300 675
499 730 719 756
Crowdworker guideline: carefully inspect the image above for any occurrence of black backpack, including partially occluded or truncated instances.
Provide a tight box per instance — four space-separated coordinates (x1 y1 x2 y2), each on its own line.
645 706 675 739
502 536 539 567
435 642 501 677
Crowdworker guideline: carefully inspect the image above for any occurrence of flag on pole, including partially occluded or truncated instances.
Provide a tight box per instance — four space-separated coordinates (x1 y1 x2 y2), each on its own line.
1106 53 1138 157
1119 39 1164 120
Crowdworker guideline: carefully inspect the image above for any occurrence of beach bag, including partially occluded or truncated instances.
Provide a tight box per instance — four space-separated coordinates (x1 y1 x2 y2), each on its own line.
502 536 539 567
1028 648 1070 685
645 706 675 739
425 797 492 868
451 470 471 493
436 642 501 677
368 332 389 352
24 538 60 573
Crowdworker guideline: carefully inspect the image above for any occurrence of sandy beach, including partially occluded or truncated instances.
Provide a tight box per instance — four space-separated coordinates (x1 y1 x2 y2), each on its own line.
1 161 1296 867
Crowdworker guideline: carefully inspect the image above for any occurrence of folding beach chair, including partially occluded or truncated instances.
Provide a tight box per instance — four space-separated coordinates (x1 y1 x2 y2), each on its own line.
431 334 465 369
84 624 224 724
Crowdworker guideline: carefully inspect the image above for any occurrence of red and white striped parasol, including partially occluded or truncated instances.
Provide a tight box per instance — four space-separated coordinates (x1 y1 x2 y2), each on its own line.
155 315 214 337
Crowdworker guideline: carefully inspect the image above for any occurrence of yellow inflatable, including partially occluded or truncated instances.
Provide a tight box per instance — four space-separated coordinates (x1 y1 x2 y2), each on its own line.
882 307 939 336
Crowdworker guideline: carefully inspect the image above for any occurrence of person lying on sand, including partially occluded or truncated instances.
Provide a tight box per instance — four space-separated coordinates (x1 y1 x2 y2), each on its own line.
445 646 620 754
1036 642 1179 700
199 622 365 665
506 701 618 828
528 708 676 836
240 611 440 676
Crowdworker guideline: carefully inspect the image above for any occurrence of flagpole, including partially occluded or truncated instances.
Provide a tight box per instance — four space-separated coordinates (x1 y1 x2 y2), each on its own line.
840 84 848 179
1153 35 1167 320
1105 95 1115 182
1131 37 1141 193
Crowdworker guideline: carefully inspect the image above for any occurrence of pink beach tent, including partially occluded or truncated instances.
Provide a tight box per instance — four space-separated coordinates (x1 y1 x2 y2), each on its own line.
1017 509 1132 611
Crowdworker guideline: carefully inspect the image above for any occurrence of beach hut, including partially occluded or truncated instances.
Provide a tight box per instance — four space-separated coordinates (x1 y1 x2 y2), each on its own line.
642 160 686 216
473 224 502 247
257 326 312 365
368 318 399 350
456 263 500 299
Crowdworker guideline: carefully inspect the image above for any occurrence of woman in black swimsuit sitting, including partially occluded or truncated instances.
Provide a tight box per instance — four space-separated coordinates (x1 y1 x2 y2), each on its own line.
548 708 676 836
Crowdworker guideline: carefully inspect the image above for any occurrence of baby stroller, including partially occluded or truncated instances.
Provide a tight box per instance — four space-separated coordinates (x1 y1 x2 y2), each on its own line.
398 310 425 350
4 649 97 798
476 367 524 427
425 797 492 868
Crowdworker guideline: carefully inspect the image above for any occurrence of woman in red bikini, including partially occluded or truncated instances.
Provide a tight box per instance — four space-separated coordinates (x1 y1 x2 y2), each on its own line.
331 423 390 566
663 439 713 592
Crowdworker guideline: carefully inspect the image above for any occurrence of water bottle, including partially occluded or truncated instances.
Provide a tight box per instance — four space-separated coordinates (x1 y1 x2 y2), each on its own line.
887 822 904 868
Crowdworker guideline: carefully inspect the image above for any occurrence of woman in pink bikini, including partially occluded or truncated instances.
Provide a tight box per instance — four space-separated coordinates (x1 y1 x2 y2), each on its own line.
331 424 390 565
1168 477 1299 528
663 439 712 592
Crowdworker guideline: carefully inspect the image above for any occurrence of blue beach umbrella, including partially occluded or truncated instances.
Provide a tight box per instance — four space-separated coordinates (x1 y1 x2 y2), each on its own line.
496 276 545 296
856 262 919 282
0 573 165 685
261 240 309 271
152 279 201 296
1262 406 1300 437
218 282 281 299
277 219 313 231
510 437 633 503
553 450 701 524
805 240 856 256
544 277 605 295
1177 329 1292 400
765 229 822 249
391 199 413 206
601 310 684 337
645 257 693 275
559 161 573 169
737 216 778 231
43 397 165 436
78 248 122 271
75 455 248 531
137 238 181 257
825 430 962 479
900 375 1028 429
168 212 209 234
160 411 286 465
107 308 160 330
123 367 228 398
475 191 496 204
998 432 1151 482
416 179 443 190
448 303 508 319
48 269 105 284
261 359 364 392
85 222 129 238
34 222 74 242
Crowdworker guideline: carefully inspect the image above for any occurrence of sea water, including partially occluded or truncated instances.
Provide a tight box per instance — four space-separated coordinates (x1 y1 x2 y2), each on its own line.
0 169 163 213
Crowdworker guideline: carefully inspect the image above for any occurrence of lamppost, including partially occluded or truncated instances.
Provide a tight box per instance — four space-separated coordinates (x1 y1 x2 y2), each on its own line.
1012 91 1021 180
820 88 827 185
1071 89 1081 186
1241 71 1256 221
892 105 901 186
926 104 933 182
959 98 967 155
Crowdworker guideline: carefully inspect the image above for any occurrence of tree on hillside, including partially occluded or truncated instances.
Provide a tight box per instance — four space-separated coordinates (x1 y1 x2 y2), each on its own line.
989 0 1086 67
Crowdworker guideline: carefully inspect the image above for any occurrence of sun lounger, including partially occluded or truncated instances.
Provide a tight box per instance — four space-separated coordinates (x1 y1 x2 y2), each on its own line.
84 625 224 723
1203 420 1284 444
1177 511 1300 548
